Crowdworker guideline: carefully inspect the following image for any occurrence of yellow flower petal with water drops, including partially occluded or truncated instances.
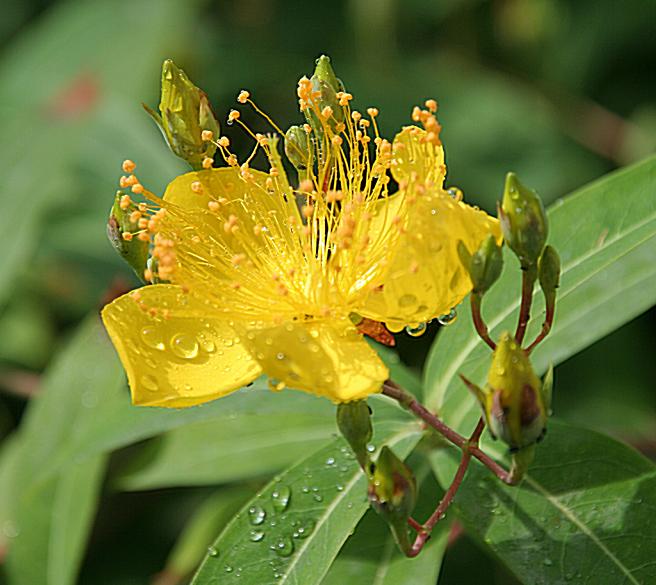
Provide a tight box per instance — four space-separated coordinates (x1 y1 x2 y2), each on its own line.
359 127 501 330
101 284 261 407
240 319 389 402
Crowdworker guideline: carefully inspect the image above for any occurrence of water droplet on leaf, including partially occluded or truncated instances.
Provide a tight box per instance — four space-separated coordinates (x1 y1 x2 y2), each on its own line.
248 505 266 526
271 486 291 512
405 322 427 337
437 308 457 326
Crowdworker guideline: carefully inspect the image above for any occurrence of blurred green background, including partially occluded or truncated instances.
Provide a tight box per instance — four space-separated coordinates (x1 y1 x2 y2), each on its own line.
0 0 654 583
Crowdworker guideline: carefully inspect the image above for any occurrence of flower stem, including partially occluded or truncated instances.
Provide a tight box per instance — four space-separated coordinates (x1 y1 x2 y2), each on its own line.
525 301 555 354
382 381 517 485
515 266 537 345
470 292 496 350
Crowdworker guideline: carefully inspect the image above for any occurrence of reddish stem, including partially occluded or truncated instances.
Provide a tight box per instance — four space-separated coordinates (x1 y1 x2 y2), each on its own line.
471 293 496 350
515 267 537 345
526 302 555 354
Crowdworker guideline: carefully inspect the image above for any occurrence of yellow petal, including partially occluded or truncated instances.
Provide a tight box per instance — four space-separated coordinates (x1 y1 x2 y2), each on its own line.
390 126 446 188
101 284 261 407
154 167 308 320
241 319 388 402
359 189 501 330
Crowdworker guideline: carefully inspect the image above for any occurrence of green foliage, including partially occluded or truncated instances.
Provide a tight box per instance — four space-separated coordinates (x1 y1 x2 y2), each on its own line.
0 0 655 583
431 421 656 584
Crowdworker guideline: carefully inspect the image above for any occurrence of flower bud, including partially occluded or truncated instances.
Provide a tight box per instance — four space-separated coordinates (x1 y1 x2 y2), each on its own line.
106 192 149 281
144 59 220 170
538 245 560 303
304 55 344 132
336 400 372 468
284 125 312 171
463 332 547 451
368 446 416 554
498 172 548 269
458 234 503 295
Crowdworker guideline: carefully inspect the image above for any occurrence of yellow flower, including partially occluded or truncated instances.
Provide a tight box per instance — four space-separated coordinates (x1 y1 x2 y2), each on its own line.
102 90 500 407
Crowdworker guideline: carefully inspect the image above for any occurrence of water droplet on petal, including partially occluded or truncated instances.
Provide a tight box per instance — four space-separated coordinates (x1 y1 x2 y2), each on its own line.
405 322 427 337
140 374 159 392
447 186 463 201
268 378 286 392
140 327 165 350
170 333 199 359
248 505 266 525
437 308 457 326
271 486 291 512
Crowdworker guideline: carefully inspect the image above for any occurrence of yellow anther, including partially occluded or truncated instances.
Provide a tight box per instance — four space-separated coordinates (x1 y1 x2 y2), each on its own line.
137 231 150 242
208 200 220 212
303 123 312 133
265 177 274 190
201 129 214 141
131 183 144 194
231 253 246 266
302 204 314 218
367 107 379 118
425 99 438 113
228 109 240 122
122 159 136 173
321 106 333 119
224 214 238 233
129 210 141 223
227 154 238 166
218 136 230 148
351 110 362 123
122 232 133 241
202 157 214 169
119 195 132 210
332 135 343 146
143 268 153 281
237 90 250 103
138 217 149 229
191 181 203 194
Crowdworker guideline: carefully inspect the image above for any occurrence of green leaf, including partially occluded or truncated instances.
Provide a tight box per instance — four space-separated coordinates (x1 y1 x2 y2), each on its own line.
425 156 656 433
117 413 337 490
161 487 259 583
430 420 656 585
190 421 422 585
321 469 449 585
1 318 113 585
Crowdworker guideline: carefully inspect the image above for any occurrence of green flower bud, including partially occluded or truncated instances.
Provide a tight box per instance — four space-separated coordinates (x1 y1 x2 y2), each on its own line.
463 332 547 451
498 172 548 269
336 401 372 468
368 446 416 554
303 55 344 135
144 59 220 170
284 125 313 171
538 245 560 301
458 234 504 295
107 192 149 281
313 55 343 95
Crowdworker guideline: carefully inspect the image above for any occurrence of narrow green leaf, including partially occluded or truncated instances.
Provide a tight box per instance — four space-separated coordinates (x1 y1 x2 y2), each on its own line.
117 414 337 490
321 470 449 585
190 421 422 585
430 420 656 585
161 487 259 583
425 156 656 434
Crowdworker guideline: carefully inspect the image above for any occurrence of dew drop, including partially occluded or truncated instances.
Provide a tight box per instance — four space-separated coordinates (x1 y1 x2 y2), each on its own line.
447 186 463 201
270 535 295 557
248 505 266 526
313 494 323 503
170 333 199 359
249 529 265 542
140 327 165 350
207 546 219 557
140 374 159 392
405 322 427 337
325 457 335 466
543 558 553 567
397 294 417 309
200 338 216 353
292 519 315 539
385 321 405 333
366 444 376 453
437 308 457 326
225 564 233 573
268 378 286 392
271 486 291 512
